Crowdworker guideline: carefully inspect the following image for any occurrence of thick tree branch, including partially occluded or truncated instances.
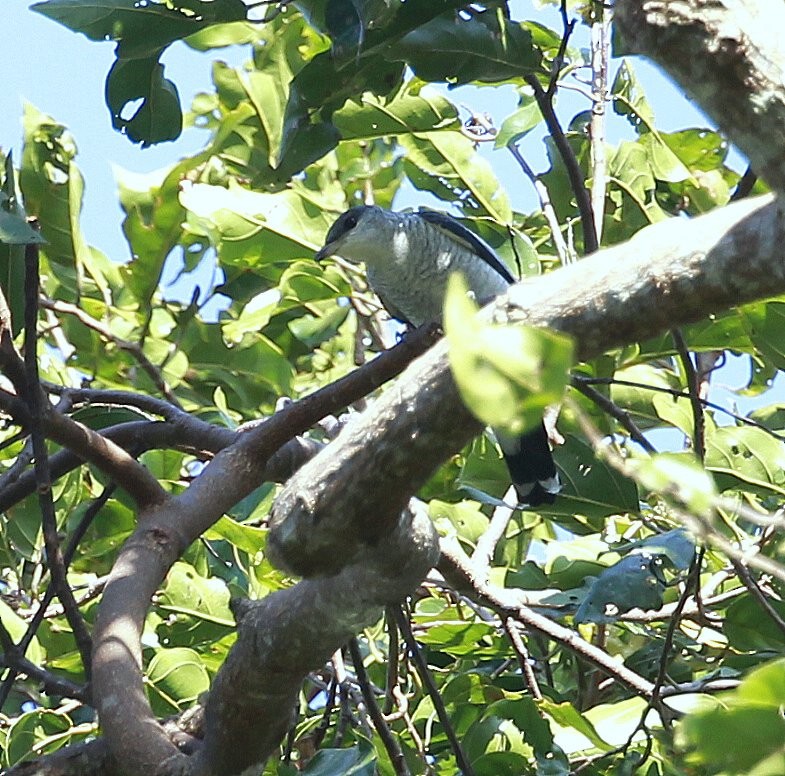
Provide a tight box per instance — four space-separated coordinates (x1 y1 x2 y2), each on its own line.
87 328 441 776
615 0 785 192
269 193 784 579
188 503 438 776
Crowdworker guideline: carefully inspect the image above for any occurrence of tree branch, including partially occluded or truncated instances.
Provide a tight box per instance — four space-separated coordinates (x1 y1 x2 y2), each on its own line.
615 0 785 192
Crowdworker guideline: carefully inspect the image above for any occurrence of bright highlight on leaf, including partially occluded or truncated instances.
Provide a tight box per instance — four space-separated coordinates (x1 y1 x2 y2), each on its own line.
633 452 717 516
445 272 573 434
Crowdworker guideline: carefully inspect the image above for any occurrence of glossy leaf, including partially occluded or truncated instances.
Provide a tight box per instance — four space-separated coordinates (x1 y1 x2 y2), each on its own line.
33 0 248 146
392 9 540 85
445 273 573 434
146 646 210 713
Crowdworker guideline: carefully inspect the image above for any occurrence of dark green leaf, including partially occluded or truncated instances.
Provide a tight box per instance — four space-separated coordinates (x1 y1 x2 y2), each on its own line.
625 528 695 571
300 741 377 775
33 0 247 146
392 10 540 85
725 595 785 652
0 154 35 337
678 658 785 773
106 57 182 146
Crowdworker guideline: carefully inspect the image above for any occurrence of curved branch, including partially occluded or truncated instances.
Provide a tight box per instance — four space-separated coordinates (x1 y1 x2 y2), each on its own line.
438 539 655 696
89 326 442 775
189 504 438 776
615 0 785 192
525 73 599 254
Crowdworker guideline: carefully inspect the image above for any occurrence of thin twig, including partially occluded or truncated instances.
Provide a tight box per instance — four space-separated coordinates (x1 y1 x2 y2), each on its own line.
438 539 655 697
40 296 183 408
730 165 758 201
503 617 542 700
384 607 400 716
0 627 89 703
671 328 706 460
22 242 93 680
571 379 657 453
573 375 785 442
549 0 577 98
508 144 573 264
348 638 411 776
729 558 785 639
525 42 598 255
648 549 703 725
393 606 476 776
311 673 339 750
0 423 115 711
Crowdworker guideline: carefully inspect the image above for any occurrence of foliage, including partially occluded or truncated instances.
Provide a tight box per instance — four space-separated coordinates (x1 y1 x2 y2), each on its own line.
1 1 784 774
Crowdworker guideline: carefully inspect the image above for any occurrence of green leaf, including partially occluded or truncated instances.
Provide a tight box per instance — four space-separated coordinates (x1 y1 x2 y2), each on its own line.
0 599 44 667
32 0 247 56
612 59 656 133
180 182 335 268
3 707 74 768
543 434 640 529
705 426 785 496
155 562 235 647
105 57 182 146
392 9 540 85
333 86 460 140
300 740 377 775
609 363 682 427
0 212 45 246
725 595 785 652
429 499 489 544
0 154 38 337
416 621 499 657
633 452 717 515
401 131 512 222
660 127 729 173
495 93 542 148
445 274 573 434
740 300 785 371
678 658 785 774
574 553 666 623
626 528 695 571
19 103 89 298
32 0 248 146
205 515 268 556
541 700 614 752
146 646 210 712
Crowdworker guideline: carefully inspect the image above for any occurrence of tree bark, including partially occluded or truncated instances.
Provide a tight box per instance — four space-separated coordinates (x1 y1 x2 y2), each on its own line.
11 1 785 775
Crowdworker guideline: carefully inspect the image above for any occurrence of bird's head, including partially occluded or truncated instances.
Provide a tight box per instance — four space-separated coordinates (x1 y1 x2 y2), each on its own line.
315 205 394 265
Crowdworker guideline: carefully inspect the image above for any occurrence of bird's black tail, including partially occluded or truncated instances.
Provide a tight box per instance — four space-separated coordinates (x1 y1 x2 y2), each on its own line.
498 422 561 507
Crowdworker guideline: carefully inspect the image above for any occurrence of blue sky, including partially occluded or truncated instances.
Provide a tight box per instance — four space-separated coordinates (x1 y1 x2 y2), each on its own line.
2 0 780 417
2 0 717 261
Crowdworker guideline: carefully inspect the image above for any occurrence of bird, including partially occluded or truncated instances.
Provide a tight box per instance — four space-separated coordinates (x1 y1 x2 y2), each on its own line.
315 204 560 507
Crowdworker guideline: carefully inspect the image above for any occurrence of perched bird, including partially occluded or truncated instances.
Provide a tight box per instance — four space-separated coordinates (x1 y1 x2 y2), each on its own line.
315 205 560 507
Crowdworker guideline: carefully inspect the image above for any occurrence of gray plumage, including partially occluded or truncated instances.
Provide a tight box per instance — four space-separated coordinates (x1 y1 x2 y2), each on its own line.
316 205 560 507
315 206 511 327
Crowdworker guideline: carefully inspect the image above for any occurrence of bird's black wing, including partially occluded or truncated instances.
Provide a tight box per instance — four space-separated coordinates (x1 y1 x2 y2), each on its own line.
417 208 516 285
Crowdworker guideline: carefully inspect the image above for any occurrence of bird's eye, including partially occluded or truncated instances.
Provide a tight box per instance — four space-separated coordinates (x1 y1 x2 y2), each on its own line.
344 215 357 230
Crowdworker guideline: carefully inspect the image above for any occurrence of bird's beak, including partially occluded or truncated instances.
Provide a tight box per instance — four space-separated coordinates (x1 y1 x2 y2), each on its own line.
314 242 335 262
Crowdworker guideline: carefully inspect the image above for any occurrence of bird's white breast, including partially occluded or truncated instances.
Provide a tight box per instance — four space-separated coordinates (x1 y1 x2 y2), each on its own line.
366 217 509 327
